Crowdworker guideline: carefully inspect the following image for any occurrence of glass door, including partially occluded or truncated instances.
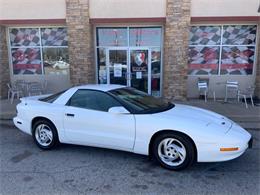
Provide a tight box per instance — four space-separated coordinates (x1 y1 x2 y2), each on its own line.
130 49 150 93
107 49 128 86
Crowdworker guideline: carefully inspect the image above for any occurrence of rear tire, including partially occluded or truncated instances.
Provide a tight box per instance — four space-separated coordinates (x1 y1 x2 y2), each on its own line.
152 132 195 171
32 119 59 150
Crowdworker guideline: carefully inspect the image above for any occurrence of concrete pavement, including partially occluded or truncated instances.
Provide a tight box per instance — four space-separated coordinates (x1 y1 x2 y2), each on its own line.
0 124 259 195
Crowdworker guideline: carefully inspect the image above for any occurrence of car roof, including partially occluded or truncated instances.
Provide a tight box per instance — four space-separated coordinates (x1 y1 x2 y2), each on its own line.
72 84 127 92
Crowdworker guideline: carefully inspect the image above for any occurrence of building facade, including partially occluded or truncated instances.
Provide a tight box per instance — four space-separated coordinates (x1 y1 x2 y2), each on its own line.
0 0 259 100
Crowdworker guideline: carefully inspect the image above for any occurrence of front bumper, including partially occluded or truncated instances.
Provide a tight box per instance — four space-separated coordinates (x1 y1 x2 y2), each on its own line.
13 116 31 135
197 123 252 162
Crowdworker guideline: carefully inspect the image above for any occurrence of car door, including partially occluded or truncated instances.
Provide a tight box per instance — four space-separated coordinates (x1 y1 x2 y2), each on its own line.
63 89 135 150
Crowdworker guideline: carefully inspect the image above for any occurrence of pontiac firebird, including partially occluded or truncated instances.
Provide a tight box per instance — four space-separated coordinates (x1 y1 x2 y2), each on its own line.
13 85 252 170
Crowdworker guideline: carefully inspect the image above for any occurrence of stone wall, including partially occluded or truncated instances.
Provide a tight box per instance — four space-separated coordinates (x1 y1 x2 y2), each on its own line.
163 0 191 100
66 0 95 86
255 20 260 99
0 26 10 99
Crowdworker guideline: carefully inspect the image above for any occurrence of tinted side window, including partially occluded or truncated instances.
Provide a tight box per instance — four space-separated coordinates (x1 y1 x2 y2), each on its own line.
68 89 121 112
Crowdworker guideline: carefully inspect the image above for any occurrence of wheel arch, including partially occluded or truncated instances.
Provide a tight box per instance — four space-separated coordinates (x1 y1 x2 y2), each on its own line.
148 129 198 162
31 116 57 135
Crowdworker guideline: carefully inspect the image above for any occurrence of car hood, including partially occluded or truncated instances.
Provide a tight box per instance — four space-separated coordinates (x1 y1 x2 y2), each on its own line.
158 104 233 133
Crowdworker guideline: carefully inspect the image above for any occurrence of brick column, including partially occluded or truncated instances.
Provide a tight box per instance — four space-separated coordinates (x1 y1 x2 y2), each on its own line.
66 0 95 86
163 0 191 100
255 20 260 99
0 26 10 99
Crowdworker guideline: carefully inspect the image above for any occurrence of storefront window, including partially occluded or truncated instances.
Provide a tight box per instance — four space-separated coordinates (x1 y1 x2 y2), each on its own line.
10 28 40 46
188 26 221 75
9 27 69 75
188 25 257 76
43 48 69 75
96 28 127 47
41 27 68 46
221 46 254 75
188 46 219 75
189 26 221 45
222 25 256 45
220 25 256 75
129 27 162 46
11 48 42 75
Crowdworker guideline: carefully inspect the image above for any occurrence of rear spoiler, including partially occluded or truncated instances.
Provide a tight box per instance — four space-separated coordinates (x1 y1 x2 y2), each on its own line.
20 94 52 103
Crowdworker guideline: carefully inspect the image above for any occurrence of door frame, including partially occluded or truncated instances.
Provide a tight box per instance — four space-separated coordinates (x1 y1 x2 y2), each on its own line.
106 47 152 94
106 47 129 85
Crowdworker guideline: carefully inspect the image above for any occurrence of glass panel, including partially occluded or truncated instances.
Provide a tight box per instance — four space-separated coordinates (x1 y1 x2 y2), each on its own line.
188 46 219 75
130 50 148 93
129 27 162 46
97 28 127 46
97 48 107 84
11 48 42 75
189 26 221 45
222 25 257 45
41 27 68 46
69 89 121 112
151 48 161 97
109 50 127 85
43 48 69 75
10 28 40 47
220 46 254 75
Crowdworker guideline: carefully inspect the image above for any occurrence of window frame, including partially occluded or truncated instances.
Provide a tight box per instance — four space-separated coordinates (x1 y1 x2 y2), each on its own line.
66 89 127 113
7 26 68 76
188 23 258 76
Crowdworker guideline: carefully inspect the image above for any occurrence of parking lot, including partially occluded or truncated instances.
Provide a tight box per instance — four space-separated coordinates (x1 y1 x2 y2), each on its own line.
0 124 259 195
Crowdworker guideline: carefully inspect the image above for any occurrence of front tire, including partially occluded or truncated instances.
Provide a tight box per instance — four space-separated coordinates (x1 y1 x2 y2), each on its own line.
32 120 59 150
152 132 196 171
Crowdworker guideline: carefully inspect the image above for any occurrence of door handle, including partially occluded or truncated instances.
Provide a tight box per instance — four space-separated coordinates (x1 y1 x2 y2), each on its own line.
65 113 75 117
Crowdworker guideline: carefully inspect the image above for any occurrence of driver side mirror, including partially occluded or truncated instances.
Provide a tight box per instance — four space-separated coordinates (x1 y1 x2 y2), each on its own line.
108 106 130 114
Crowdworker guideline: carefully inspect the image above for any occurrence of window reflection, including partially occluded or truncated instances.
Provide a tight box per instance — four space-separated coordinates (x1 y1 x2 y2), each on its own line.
129 27 161 46
43 48 69 75
97 28 127 47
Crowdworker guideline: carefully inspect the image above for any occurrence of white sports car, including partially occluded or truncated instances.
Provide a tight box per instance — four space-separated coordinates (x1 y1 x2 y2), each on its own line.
13 85 253 170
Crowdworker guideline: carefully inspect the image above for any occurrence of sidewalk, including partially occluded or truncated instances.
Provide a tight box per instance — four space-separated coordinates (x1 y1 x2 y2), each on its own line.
0 98 259 129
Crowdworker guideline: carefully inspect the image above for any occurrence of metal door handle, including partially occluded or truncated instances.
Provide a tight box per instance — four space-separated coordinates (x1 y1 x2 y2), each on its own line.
65 113 75 117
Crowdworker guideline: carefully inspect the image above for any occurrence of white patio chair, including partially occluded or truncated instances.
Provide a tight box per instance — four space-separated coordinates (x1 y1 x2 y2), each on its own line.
28 82 43 96
7 83 23 104
238 86 255 108
198 80 209 102
225 81 240 102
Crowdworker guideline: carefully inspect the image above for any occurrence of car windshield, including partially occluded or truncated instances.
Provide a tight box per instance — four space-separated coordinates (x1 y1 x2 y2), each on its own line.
109 87 174 114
